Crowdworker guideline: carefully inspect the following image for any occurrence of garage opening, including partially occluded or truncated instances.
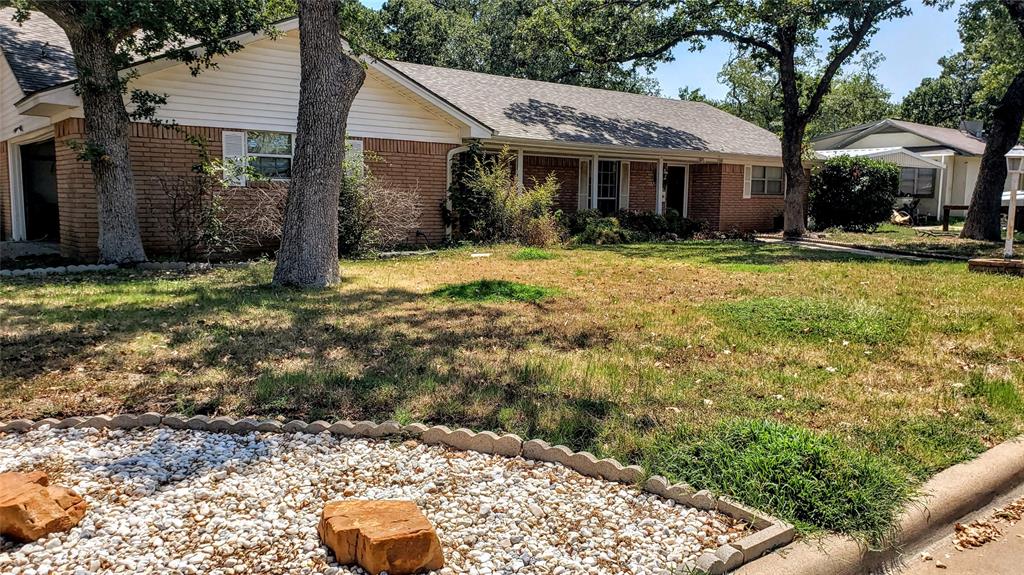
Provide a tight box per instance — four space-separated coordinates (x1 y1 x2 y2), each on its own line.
21 139 59 242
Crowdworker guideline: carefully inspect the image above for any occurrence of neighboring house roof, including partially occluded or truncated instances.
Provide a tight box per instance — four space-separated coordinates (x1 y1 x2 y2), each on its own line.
2 11 782 158
0 8 76 94
812 118 987 156
814 146 945 169
388 60 782 157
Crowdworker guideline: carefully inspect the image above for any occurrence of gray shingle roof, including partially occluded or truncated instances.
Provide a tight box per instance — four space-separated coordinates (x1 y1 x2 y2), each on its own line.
0 11 782 158
389 61 782 157
0 8 76 95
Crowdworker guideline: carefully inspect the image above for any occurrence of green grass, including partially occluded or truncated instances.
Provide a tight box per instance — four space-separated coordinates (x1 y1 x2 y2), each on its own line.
3 241 1023 543
510 247 557 261
713 297 908 345
431 279 555 302
645 419 914 544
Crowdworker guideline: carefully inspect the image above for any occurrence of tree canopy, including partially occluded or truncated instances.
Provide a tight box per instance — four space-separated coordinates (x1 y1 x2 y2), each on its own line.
900 0 1024 135
350 0 660 94
680 53 895 138
530 0 912 236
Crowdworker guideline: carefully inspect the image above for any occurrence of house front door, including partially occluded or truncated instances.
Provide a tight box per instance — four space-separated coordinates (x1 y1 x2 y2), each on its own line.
665 166 687 215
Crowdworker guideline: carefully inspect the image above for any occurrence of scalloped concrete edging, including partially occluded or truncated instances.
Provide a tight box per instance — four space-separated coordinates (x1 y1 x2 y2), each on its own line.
0 413 794 573
0 260 256 278
734 436 1024 575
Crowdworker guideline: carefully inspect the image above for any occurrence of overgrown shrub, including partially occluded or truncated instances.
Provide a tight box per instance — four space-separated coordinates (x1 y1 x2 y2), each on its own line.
338 156 422 256
561 208 702 244
449 147 561 246
575 216 633 245
160 160 284 261
809 156 899 232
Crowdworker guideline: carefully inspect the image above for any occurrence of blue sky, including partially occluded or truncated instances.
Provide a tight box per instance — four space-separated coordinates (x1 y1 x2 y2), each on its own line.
358 0 963 102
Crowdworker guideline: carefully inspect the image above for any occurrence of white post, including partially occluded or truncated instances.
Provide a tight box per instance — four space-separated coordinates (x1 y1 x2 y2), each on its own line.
590 154 599 210
516 148 525 192
1005 188 1017 259
656 158 665 215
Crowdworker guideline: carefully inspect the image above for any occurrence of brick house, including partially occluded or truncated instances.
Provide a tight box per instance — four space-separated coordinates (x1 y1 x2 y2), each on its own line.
1 12 786 260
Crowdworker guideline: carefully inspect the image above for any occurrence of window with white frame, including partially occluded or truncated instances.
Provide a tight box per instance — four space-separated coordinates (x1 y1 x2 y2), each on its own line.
899 167 936 198
751 165 784 196
596 160 620 214
246 131 293 179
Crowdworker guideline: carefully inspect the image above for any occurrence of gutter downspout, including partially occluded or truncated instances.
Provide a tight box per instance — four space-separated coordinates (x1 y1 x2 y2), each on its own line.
445 145 470 241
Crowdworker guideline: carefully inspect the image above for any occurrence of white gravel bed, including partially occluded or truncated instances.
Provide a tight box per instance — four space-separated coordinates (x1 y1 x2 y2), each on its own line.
0 427 747 575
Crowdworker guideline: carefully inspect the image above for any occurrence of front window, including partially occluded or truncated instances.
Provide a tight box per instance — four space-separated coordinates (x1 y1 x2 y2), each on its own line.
899 167 936 198
597 160 620 214
751 165 784 195
247 131 293 179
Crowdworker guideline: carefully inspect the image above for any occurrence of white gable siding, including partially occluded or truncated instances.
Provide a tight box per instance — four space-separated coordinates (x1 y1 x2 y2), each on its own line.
129 32 462 143
0 54 49 141
848 132 939 149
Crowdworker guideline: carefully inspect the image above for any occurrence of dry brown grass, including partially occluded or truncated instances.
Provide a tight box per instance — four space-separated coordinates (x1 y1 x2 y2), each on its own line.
2 241 1022 479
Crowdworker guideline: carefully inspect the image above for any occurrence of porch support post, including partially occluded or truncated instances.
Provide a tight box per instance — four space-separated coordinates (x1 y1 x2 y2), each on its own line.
656 158 664 215
516 148 525 192
590 154 599 210
8 143 25 241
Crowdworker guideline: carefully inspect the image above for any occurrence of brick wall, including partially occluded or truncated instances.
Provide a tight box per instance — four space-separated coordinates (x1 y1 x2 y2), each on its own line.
524 155 579 212
48 122 456 258
686 163 785 233
361 137 458 244
628 161 657 211
1 141 9 240
717 164 785 232
687 163 723 230
54 118 97 258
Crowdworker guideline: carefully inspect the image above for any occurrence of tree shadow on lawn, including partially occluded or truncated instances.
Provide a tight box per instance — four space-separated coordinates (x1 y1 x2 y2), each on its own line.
574 240 933 267
2 271 621 451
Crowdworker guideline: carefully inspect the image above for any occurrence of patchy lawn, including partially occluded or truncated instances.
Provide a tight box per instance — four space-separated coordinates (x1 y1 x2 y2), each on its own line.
3 241 1023 542
818 223 1024 259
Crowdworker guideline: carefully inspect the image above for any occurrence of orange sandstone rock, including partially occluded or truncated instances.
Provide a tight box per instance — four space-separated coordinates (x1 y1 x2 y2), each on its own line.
317 500 444 575
0 471 87 542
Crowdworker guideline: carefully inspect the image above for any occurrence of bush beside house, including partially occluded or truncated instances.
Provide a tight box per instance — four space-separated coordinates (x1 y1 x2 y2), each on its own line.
809 156 900 232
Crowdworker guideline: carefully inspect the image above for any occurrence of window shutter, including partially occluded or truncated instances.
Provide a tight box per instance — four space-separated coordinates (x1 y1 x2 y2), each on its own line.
579 160 590 211
222 131 247 186
619 161 630 210
742 165 752 199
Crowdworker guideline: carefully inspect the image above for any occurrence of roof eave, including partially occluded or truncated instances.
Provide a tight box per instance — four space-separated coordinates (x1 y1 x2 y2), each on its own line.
484 135 788 164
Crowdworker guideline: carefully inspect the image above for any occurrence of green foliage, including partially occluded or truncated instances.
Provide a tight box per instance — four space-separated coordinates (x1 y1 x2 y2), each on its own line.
562 209 700 244
900 54 988 129
853 415 990 481
900 2 1024 136
809 156 900 232
574 216 632 245
714 297 908 345
352 0 659 94
431 279 556 303
680 53 895 137
449 147 562 246
510 248 557 261
645 419 915 542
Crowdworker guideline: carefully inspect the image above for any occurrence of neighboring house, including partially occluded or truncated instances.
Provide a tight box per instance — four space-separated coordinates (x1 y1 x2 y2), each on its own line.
812 118 1022 221
1 12 786 260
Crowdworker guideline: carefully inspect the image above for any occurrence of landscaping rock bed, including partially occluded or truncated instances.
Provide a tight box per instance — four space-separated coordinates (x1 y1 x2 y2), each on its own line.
0 426 748 574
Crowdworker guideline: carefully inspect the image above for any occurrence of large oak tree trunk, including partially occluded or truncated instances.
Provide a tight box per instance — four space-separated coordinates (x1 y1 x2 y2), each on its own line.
273 0 366 287
63 27 147 263
778 44 808 238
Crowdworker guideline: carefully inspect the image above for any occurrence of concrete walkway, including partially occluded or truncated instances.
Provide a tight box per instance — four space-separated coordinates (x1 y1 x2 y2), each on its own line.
900 510 1024 574
757 237 929 262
